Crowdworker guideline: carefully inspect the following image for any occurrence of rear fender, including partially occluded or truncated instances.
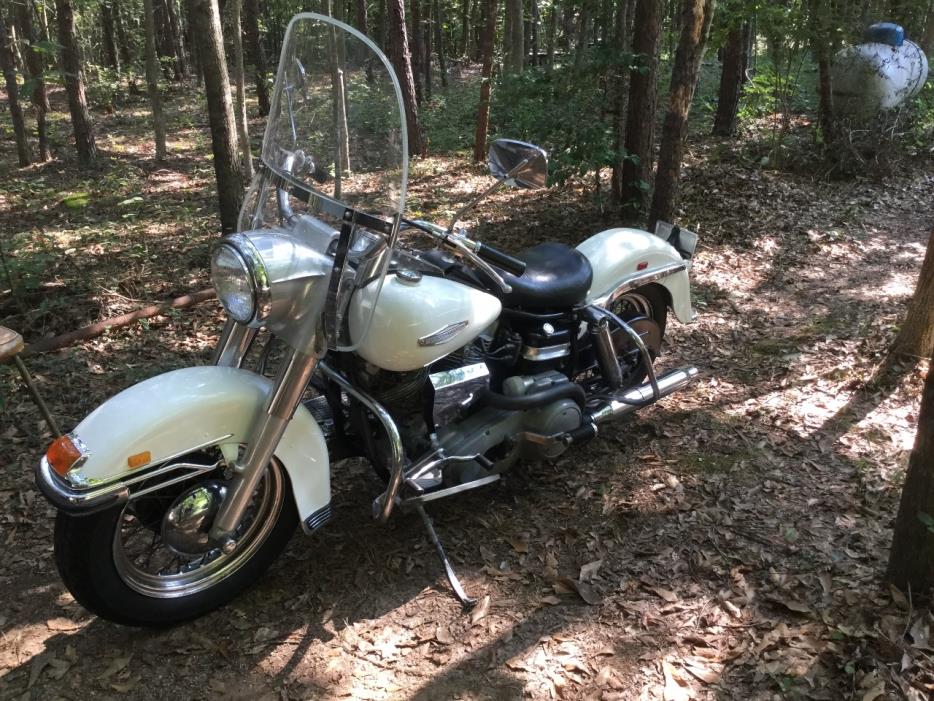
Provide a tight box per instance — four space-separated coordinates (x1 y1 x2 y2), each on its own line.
577 228 695 323
42 366 331 534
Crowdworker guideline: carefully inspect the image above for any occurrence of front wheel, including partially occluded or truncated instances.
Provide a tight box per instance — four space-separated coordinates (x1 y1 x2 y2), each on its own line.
54 459 297 626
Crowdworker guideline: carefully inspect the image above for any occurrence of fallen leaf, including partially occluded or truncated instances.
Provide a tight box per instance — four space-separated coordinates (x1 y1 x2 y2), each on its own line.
46 617 80 631
98 656 131 680
683 658 721 684
434 626 454 645
768 596 812 615
508 536 529 554
541 595 561 606
556 577 602 605
662 660 691 701
471 594 491 625
579 559 603 582
652 587 679 603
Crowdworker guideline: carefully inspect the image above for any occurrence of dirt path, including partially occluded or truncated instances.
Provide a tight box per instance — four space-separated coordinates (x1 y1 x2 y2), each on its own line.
1 102 933 698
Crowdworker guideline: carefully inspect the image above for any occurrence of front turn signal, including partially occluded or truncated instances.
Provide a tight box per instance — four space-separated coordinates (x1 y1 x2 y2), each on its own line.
47 435 82 477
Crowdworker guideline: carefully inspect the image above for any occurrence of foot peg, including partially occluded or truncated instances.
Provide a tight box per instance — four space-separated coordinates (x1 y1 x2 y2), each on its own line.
415 503 476 609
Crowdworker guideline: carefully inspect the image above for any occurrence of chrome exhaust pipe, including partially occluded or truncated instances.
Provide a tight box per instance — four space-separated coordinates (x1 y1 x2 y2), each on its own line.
589 366 699 424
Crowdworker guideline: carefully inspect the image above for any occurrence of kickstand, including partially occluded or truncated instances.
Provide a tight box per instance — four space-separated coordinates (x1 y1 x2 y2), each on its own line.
415 504 477 609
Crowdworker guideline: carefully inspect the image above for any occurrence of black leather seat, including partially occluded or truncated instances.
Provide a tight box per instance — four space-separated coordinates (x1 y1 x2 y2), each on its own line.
499 242 593 309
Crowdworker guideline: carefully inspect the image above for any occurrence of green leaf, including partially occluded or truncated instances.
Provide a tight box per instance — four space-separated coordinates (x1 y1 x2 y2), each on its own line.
62 192 90 209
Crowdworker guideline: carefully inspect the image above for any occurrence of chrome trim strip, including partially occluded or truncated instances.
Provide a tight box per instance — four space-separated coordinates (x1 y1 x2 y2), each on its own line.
418 320 469 347
520 342 571 361
400 474 500 507
593 262 687 308
318 360 405 523
63 434 234 490
303 502 333 532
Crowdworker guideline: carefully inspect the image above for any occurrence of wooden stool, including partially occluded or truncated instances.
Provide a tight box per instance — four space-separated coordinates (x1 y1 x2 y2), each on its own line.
1 326 62 437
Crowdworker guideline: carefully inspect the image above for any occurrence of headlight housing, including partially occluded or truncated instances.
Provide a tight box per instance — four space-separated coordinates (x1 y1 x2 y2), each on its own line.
211 234 270 326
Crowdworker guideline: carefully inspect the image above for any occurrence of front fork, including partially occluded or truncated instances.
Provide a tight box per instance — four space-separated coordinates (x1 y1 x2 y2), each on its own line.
208 320 321 545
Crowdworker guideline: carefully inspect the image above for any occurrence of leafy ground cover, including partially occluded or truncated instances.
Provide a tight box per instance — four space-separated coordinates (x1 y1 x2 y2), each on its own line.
1 84 933 699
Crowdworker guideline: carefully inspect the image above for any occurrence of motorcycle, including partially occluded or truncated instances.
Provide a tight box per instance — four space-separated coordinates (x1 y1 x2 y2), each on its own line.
35 13 699 625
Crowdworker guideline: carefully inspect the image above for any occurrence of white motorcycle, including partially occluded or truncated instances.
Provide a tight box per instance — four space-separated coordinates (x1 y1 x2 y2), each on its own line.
36 13 699 625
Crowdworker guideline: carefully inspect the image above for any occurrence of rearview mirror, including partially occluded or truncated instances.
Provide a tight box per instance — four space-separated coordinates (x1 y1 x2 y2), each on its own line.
488 139 548 189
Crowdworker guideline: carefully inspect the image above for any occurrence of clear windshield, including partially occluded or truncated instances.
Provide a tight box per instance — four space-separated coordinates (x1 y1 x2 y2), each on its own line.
262 13 408 218
240 13 408 352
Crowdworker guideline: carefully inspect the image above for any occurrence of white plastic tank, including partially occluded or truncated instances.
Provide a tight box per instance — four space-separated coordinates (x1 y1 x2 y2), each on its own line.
832 23 929 116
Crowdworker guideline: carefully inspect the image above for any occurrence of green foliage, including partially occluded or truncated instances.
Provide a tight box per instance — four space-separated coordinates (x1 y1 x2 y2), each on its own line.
486 48 638 184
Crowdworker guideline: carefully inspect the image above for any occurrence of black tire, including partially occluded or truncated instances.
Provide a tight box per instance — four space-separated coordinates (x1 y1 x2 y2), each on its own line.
53 462 297 627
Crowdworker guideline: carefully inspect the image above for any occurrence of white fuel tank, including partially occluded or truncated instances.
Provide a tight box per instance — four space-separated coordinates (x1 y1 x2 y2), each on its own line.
348 272 502 372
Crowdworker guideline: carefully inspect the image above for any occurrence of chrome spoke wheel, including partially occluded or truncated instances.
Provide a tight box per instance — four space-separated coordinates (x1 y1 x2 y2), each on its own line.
112 463 284 599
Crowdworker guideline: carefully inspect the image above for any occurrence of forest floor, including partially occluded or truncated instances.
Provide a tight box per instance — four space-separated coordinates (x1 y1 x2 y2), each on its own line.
1 86 933 700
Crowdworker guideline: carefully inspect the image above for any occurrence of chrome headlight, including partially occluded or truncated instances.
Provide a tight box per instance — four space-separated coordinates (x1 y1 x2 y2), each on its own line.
211 235 270 326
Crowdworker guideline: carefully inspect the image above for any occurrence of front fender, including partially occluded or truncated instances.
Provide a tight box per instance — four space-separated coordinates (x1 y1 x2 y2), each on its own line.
577 228 695 323
38 366 331 534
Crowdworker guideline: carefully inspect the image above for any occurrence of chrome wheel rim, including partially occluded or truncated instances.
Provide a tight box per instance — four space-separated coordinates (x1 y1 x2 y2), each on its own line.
112 462 283 599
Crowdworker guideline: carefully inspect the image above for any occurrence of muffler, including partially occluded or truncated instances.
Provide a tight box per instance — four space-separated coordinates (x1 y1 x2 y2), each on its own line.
588 366 699 424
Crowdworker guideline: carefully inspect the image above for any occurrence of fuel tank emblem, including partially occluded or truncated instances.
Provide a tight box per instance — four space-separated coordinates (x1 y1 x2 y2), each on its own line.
417 320 469 347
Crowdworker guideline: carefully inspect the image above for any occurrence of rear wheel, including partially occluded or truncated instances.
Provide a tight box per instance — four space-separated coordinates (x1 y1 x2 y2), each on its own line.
610 283 668 388
54 458 297 626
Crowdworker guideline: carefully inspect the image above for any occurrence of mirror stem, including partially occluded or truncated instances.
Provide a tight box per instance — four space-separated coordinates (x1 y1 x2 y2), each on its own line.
445 157 531 235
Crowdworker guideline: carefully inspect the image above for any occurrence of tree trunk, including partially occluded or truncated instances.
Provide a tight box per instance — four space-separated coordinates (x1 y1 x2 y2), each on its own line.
0 6 30 167
54 0 97 167
113 1 133 69
887 343 934 592
423 0 432 100
433 0 447 86
892 231 934 360
574 0 592 68
923 2 934 55
410 0 424 101
100 1 120 72
386 0 427 155
545 2 555 68
15 0 50 161
356 0 369 34
229 0 253 178
610 0 633 203
648 0 715 229
618 0 661 221
809 0 835 146
473 0 497 161
242 0 268 115
189 0 243 233
153 0 173 78
164 0 188 78
530 0 539 65
712 22 747 136
505 0 524 73
458 0 470 56
143 0 168 160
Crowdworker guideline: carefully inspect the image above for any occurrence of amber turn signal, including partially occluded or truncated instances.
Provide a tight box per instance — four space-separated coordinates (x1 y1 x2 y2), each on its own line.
46 435 82 477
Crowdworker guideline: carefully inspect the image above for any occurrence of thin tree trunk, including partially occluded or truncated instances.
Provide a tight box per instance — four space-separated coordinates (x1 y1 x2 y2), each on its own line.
423 0 432 100
189 0 243 233
0 6 30 166
410 0 424 101
712 21 747 136
458 0 470 56
610 0 633 203
100 0 120 72
143 0 167 160
471 0 482 61
574 0 592 67
113 1 132 69
892 231 934 360
887 342 934 592
648 0 715 229
242 0 268 114
153 0 173 78
15 0 50 161
54 0 97 167
187 0 203 85
619 0 660 221
386 0 427 155
473 0 497 161
545 2 555 68
433 0 447 86
229 0 253 178
530 0 539 65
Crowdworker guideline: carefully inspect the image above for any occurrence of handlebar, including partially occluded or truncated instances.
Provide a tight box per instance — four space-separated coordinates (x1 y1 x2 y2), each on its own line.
475 242 526 277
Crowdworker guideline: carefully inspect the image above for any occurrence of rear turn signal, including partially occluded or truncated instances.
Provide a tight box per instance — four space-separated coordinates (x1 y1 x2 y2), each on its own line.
47 435 82 477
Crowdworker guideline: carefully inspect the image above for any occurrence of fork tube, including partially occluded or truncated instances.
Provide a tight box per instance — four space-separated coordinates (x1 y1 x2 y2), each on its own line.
212 319 258 368
210 346 319 541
